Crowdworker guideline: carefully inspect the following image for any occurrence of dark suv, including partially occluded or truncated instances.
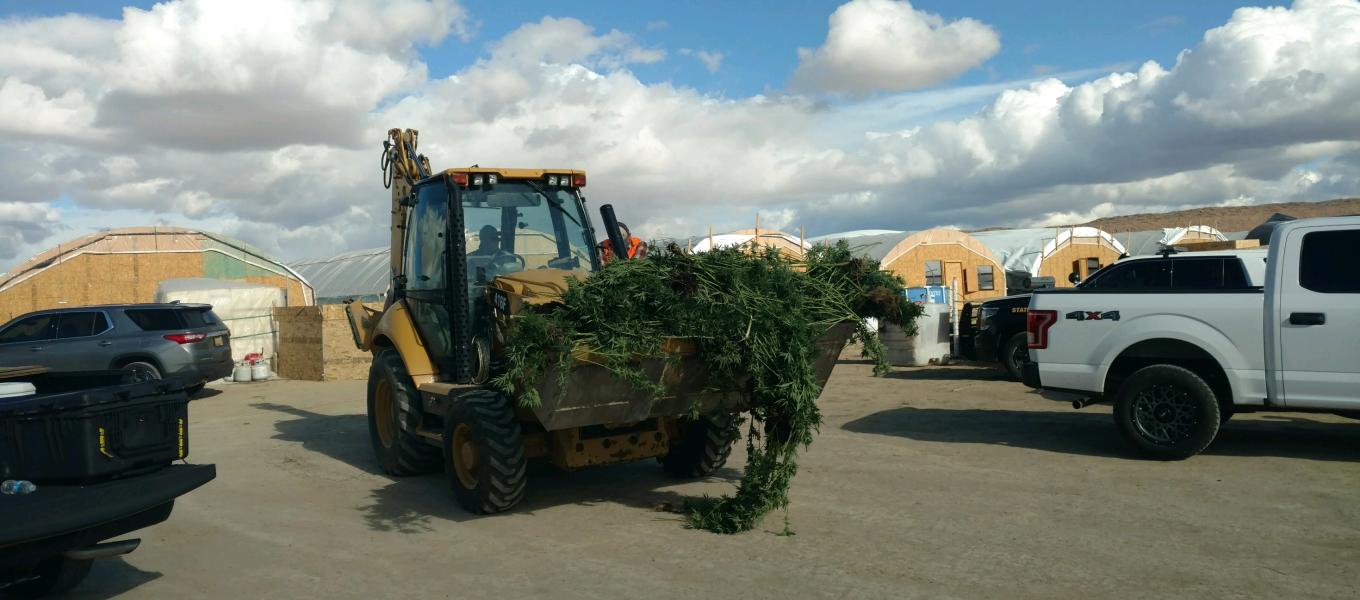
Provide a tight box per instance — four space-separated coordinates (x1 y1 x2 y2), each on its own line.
0 304 233 395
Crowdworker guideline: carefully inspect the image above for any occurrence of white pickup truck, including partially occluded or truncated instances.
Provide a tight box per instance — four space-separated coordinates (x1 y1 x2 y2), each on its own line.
1023 216 1360 459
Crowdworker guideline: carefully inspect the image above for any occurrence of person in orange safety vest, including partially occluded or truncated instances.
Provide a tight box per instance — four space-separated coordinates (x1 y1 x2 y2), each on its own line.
598 222 647 264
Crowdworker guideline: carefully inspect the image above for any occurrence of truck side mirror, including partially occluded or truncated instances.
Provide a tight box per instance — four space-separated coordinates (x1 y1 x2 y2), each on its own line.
1068 271 1082 285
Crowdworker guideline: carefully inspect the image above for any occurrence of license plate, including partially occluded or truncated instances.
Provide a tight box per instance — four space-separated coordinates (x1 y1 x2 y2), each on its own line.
213 336 225 347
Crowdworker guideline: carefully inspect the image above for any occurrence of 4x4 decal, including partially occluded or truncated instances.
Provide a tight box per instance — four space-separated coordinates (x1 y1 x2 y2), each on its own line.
1065 310 1121 322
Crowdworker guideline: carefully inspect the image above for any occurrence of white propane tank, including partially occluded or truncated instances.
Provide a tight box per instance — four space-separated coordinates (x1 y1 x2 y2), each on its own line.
250 362 270 381
232 362 252 382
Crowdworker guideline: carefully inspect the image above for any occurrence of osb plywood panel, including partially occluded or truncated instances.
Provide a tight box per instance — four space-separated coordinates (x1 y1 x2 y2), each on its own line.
1181 239 1262 251
273 303 379 381
0 253 204 321
1039 244 1125 287
321 304 374 381
274 306 324 381
883 245 1006 303
0 250 319 323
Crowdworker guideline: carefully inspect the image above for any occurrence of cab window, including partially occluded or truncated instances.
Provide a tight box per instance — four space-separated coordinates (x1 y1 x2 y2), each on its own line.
1300 230 1360 293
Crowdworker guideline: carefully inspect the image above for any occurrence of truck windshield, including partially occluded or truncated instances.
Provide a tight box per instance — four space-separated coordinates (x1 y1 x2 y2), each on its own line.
459 182 596 275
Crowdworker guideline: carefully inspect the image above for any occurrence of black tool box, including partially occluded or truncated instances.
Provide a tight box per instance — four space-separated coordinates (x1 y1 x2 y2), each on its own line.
0 375 193 484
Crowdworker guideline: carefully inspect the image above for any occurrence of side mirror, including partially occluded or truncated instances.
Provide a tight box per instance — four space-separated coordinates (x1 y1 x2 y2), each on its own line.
1068 272 1082 285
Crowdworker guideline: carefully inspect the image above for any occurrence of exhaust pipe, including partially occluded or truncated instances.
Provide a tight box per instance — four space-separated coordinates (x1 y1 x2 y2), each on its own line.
599 204 630 262
1071 397 1102 410
64 539 140 561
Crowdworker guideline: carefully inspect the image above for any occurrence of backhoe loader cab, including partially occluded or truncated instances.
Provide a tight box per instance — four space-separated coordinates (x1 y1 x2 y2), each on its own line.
349 129 849 515
396 168 598 380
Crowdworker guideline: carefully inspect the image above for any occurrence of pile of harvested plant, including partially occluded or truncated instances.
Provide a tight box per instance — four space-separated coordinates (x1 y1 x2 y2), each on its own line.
495 241 921 533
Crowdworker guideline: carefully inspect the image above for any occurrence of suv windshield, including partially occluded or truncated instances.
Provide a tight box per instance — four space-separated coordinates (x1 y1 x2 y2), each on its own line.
460 181 596 275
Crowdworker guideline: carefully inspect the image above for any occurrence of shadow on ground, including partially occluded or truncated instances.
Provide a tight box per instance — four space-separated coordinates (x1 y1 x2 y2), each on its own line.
189 388 223 400
69 556 162 600
844 406 1360 461
251 402 741 532
883 366 1009 382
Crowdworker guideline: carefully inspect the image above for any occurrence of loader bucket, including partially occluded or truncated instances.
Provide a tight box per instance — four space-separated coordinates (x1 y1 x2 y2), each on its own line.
528 323 854 431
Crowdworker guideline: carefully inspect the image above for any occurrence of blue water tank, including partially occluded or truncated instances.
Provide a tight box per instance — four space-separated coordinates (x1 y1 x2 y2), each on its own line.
905 286 950 304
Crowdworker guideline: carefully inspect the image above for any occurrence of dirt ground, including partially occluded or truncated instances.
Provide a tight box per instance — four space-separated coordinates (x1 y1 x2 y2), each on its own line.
69 360 1360 599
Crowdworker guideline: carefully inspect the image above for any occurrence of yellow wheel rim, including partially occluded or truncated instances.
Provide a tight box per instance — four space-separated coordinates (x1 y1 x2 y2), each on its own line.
374 379 396 449
451 423 479 489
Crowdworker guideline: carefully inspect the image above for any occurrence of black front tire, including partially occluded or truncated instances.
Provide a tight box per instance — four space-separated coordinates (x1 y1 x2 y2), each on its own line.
5 557 93 598
1113 365 1221 460
367 349 440 476
442 390 527 514
661 414 739 478
1000 332 1030 381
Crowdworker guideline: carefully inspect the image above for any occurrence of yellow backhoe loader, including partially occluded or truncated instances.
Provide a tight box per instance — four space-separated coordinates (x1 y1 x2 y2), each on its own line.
348 128 850 514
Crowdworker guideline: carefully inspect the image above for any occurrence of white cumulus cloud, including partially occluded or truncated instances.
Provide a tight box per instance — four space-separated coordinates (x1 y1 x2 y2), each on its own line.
1 0 1359 270
0 202 61 261
679 48 724 73
790 0 1001 95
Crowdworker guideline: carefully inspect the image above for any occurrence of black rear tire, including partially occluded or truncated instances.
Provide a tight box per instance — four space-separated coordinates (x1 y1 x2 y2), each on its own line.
1113 364 1221 460
442 390 527 514
120 361 161 382
1000 332 1030 382
661 414 739 478
5 556 93 598
367 349 440 476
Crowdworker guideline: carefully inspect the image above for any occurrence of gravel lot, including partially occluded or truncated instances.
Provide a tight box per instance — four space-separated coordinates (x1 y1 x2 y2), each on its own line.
70 360 1360 599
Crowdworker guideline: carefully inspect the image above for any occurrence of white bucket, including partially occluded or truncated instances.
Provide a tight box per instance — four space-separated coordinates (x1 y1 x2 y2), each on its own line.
0 382 36 400
250 362 271 381
232 363 253 383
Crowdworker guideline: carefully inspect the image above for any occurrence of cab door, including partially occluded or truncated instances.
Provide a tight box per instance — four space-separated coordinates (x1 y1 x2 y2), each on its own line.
402 178 470 380
1274 224 1360 407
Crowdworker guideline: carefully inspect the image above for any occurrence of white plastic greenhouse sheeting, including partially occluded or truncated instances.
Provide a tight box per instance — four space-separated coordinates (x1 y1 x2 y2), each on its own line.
811 231 911 261
969 228 1056 274
289 246 390 304
689 232 812 253
155 278 284 365
971 227 1126 275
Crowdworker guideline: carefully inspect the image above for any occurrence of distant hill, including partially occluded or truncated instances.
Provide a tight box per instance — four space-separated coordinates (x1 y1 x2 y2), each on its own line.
1080 198 1360 234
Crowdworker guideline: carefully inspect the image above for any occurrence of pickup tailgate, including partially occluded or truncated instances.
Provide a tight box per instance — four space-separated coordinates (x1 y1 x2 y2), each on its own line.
1028 290 1267 397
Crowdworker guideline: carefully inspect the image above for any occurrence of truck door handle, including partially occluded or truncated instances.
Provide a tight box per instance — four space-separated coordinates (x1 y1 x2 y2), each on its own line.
98 340 113 347
28 346 43 352
1289 312 1326 326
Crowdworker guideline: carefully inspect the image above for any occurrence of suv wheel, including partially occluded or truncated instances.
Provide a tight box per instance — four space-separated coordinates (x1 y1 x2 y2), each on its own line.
121 361 162 382
1113 364 1220 460
1000 332 1030 381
